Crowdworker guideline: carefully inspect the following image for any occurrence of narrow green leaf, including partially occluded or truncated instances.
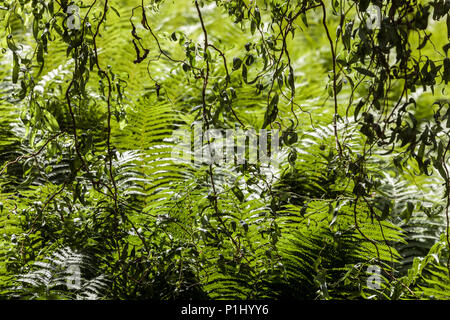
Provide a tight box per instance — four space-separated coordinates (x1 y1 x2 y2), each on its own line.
443 57 450 84
12 52 19 83
242 64 248 83
447 13 450 39
288 66 295 92
110 5 121 17
354 66 375 77
232 186 244 202
301 13 308 27
33 17 39 40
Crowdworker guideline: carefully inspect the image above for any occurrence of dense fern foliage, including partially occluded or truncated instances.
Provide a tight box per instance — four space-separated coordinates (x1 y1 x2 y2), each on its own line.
0 0 449 300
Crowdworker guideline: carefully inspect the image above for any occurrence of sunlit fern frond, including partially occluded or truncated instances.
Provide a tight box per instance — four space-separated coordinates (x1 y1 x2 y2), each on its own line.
10 247 109 300
274 200 404 299
402 235 450 299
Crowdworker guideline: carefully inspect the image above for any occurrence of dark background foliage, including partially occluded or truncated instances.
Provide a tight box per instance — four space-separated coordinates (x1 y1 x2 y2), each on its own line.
0 0 449 299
